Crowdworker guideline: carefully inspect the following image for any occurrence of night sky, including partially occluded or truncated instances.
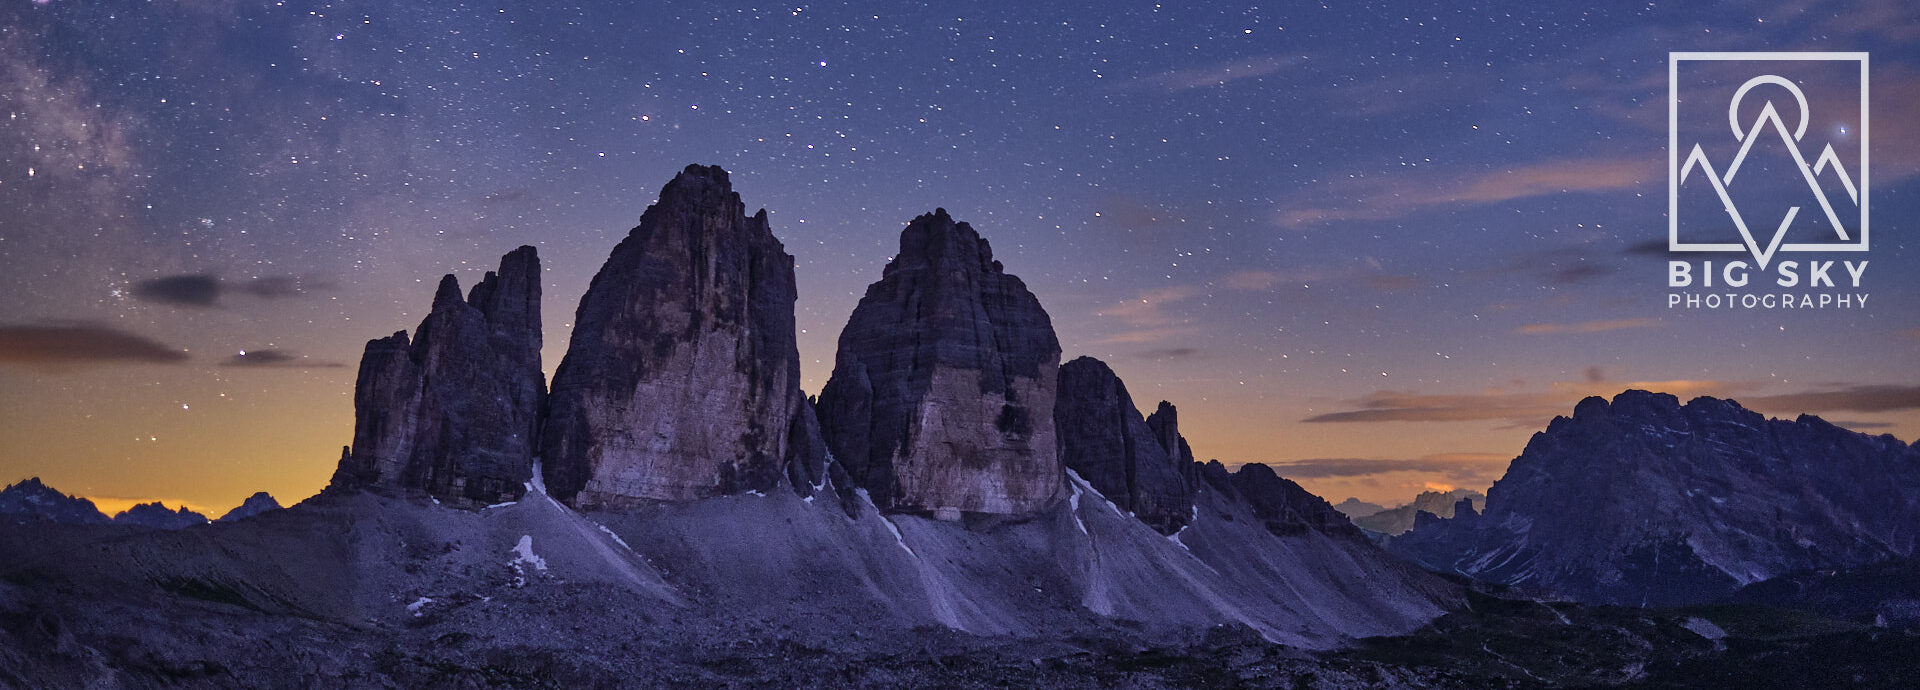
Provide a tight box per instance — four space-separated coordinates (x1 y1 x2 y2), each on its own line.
3 0 1917 516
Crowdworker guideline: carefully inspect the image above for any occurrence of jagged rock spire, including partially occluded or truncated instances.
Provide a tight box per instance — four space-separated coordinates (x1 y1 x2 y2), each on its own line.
1055 357 1194 534
329 246 545 506
541 164 826 507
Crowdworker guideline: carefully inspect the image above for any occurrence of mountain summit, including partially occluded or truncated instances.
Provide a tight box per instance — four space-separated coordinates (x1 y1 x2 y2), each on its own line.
0 477 109 525
1392 390 1920 606
328 246 545 506
1055 356 1195 534
1353 488 1482 535
541 164 827 507
817 209 1064 518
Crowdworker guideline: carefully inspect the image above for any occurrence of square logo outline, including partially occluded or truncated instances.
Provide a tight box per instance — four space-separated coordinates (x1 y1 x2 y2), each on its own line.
1668 51 1869 254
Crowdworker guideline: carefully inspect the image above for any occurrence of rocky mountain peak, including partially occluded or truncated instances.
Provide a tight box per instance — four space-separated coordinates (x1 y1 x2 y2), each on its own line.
1144 400 1199 474
1351 488 1484 536
1333 497 1388 518
1054 356 1193 534
890 208 996 273
113 502 209 530
817 210 1062 518
431 274 464 311
1452 497 1478 520
0 477 110 525
218 492 283 522
1145 401 1179 451
541 164 825 507
661 163 734 201
1393 390 1920 607
328 246 545 507
467 245 541 346
1198 461 1359 539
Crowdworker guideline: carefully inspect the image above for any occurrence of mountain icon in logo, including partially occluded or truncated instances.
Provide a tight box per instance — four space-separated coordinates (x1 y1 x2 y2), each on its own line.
1677 75 1857 269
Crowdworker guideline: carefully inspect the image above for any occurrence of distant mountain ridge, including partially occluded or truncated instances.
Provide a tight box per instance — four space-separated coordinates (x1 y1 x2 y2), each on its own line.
2 478 281 530
1353 489 1483 536
0 477 109 525
112 502 210 530
1333 498 1387 519
218 492 283 522
1391 390 1920 607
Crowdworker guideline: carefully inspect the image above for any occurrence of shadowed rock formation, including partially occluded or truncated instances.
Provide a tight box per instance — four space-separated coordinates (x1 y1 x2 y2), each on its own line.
817 209 1063 518
1351 488 1482 535
541 165 825 507
112 502 208 530
218 492 283 522
0 477 109 525
1198 461 1363 539
328 246 544 506
1392 390 1920 606
1054 356 1193 534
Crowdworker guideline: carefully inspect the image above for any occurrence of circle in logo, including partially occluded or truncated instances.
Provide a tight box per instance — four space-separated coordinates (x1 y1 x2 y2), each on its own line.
1728 75 1809 142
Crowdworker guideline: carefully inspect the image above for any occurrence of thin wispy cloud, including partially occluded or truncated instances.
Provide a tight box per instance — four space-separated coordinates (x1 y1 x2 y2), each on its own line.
1135 346 1200 360
1220 270 1285 291
1828 420 1897 431
1303 377 1762 425
1749 385 1920 415
1093 286 1202 345
1515 318 1661 335
131 274 323 308
1215 264 1422 294
1278 156 1655 228
1122 55 1299 92
220 349 345 369
1302 390 1566 424
1267 453 1511 485
1300 377 1920 428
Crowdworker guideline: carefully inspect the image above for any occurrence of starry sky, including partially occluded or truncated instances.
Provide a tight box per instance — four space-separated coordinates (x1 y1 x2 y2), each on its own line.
2 0 1917 516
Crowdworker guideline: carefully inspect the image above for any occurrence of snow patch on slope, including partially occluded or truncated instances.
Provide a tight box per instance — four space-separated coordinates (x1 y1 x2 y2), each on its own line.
857 489 917 557
507 534 547 587
525 457 548 495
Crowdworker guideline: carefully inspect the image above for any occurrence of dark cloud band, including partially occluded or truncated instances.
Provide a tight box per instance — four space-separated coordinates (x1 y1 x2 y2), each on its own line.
131 274 321 308
0 323 187 366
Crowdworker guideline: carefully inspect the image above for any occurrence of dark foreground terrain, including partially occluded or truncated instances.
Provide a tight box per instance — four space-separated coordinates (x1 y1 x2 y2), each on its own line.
7 574 1920 688
5 496 1918 690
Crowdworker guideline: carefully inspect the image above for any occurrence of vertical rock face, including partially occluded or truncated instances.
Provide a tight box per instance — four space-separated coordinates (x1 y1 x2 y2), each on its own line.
542 164 822 507
817 209 1063 517
1054 357 1193 534
329 246 545 506
1145 402 1191 464
1145 400 1202 492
